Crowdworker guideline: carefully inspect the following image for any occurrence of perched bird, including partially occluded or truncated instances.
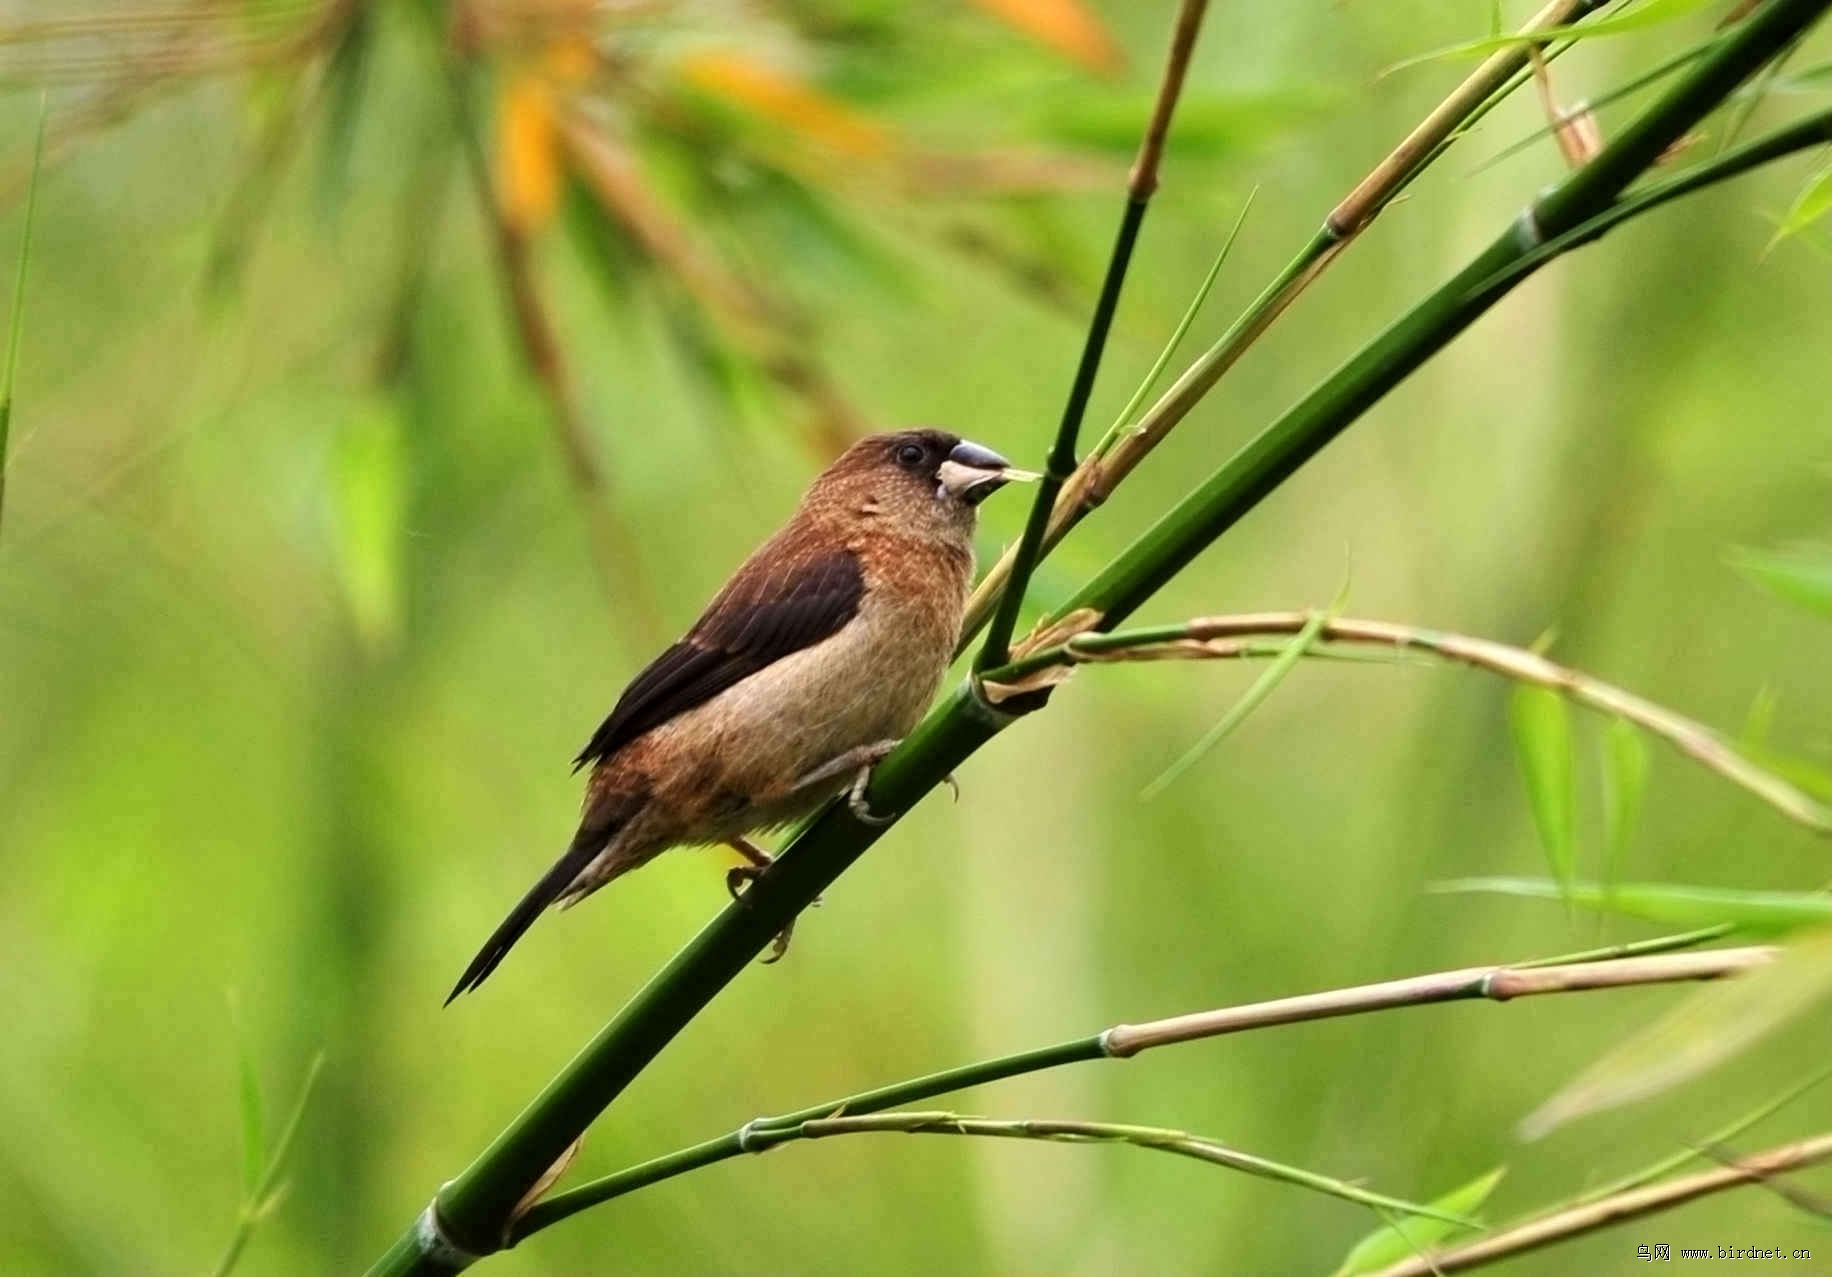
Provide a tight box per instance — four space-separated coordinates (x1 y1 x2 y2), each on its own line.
447 429 1029 1001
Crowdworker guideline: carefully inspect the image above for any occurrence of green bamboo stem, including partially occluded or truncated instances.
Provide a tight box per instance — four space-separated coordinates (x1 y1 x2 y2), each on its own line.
958 0 1616 647
364 9 1830 1270
511 936 1760 1243
1066 0 1832 632
510 1037 1105 1240
976 0 1208 671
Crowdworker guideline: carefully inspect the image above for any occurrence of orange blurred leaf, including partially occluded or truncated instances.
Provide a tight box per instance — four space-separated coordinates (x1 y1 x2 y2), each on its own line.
678 51 894 160
497 70 562 230
970 0 1124 74
542 32 597 85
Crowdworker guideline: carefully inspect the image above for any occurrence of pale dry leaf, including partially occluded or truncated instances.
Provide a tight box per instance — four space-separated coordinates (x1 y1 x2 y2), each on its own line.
980 665 1076 703
506 1134 584 1235
1010 606 1103 660
1520 929 1832 1141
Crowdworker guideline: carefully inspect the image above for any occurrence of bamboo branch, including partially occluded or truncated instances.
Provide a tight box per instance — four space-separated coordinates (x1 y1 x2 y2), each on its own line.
982 610 1832 834
761 1113 1476 1225
366 10 1831 1271
509 939 1765 1242
1061 0 1832 633
1363 1130 1832 1277
959 0 1615 646
976 0 1207 670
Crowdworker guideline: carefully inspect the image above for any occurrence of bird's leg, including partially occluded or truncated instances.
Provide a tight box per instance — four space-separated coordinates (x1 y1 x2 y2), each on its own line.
724 836 809 964
790 738 959 825
788 739 903 825
789 739 902 795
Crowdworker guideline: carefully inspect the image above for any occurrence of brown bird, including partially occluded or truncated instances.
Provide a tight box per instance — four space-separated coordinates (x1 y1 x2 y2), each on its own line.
447 429 1028 1001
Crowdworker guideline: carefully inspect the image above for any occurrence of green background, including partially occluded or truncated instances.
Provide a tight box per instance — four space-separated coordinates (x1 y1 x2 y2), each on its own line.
2 2 1830 1273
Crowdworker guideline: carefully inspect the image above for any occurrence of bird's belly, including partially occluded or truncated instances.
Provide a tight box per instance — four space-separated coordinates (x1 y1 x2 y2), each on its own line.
639 597 954 843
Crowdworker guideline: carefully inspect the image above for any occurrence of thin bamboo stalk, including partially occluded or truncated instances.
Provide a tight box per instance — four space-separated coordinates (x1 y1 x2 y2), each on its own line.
959 0 1615 646
511 939 1764 1242
1064 0 1832 632
982 610 1832 834
1363 1130 1832 1277
976 0 1208 670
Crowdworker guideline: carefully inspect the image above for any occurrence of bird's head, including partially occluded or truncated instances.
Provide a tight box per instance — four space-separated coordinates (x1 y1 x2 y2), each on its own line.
804 428 1035 542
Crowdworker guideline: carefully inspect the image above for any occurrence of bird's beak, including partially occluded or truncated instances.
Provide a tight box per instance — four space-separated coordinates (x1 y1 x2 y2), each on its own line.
936 440 1040 506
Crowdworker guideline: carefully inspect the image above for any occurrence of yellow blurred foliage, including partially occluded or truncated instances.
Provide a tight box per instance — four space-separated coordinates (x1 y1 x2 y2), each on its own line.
494 37 596 232
678 50 895 160
496 72 561 231
970 0 1124 74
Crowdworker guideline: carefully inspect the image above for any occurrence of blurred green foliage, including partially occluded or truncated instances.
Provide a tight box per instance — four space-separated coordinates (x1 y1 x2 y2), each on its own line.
3 2 1832 1274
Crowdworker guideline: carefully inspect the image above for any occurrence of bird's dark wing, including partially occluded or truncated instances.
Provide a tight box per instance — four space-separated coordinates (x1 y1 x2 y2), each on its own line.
572 543 865 771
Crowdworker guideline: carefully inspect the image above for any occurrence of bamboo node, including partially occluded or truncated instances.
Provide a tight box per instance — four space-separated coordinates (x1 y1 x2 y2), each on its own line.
963 673 1027 724
415 1199 484 1269
737 1118 769 1154
1515 202 1548 250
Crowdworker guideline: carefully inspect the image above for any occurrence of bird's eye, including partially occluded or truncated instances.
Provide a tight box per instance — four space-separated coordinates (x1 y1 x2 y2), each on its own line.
895 443 926 468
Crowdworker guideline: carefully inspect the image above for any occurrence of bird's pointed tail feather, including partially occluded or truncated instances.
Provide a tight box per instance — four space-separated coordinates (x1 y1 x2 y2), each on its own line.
445 825 613 1005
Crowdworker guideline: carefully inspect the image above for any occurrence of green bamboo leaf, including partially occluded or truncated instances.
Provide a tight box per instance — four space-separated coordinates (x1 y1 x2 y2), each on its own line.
1388 0 1720 73
1727 542 1832 616
1509 686 1576 902
1437 877 1832 933
1577 1063 1832 1203
1141 603 1332 801
561 174 645 324
1601 718 1649 893
1520 929 1832 1140
262 1051 324 1195
1101 189 1255 445
1333 1166 1505 1276
212 1051 323 1277
316 3 373 218
332 397 409 654
230 1003 265 1199
0 93 46 538
1774 57 1832 90
1741 743 1832 803
1767 152 1832 246
1473 33 1720 176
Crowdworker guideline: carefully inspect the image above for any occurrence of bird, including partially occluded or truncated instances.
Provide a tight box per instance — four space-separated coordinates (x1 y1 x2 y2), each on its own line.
446 429 1031 1002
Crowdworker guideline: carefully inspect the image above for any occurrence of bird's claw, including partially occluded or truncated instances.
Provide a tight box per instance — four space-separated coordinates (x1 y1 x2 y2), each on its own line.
725 853 815 963
848 764 896 826
848 762 958 822
726 863 760 901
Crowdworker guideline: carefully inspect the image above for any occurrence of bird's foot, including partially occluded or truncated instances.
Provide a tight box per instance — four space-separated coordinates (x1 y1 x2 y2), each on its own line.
838 748 958 824
847 764 895 826
725 838 815 964
846 764 956 820
787 739 905 826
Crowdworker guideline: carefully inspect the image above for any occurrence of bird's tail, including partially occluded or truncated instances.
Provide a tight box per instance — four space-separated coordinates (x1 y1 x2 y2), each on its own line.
445 821 618 1005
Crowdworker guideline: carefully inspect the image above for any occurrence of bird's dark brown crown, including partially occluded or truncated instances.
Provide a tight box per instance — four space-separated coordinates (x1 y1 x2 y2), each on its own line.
798 429 974 534
821 429 962 484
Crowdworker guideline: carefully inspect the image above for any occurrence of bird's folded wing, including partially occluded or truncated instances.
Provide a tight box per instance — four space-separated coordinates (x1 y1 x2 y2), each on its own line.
573 542 865 770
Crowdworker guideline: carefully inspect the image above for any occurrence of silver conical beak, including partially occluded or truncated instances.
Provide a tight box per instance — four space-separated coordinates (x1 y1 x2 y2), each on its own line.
937 440 1040 505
